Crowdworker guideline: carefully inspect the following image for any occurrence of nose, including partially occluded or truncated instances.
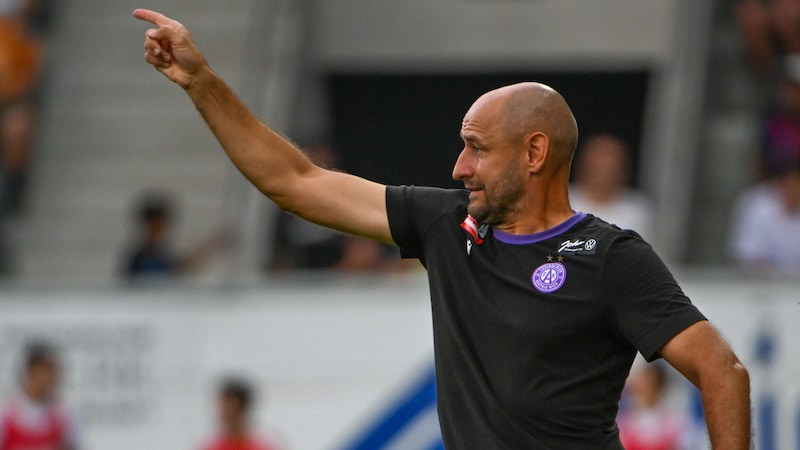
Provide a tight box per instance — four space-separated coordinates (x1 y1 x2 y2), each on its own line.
452 147 473 181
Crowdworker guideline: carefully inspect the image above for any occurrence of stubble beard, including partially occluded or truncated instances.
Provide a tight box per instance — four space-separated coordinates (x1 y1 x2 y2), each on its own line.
468 158 527 225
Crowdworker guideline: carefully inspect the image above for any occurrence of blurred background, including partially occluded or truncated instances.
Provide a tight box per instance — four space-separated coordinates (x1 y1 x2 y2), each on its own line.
0 0 799 448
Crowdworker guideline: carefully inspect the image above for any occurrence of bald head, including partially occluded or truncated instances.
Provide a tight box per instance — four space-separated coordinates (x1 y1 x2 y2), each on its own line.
479 82 579 167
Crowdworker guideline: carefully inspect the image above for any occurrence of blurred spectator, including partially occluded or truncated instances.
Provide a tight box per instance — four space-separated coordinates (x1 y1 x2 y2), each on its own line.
268 143 406 272
729 159 800 272
617 362 696 450
0 0 45 214
0 340 80 450
569 133 654 239
270 212 402 272
121 191 228 281
200 377 282 450
0 171 8 274
757 55 800 179
736 0 800 80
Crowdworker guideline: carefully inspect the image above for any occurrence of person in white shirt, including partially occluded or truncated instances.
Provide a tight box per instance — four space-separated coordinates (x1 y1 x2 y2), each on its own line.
569 133 654 239
729 161 800 273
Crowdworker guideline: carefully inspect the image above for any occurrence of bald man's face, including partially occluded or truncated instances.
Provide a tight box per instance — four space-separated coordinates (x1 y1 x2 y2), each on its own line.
452 94 528 225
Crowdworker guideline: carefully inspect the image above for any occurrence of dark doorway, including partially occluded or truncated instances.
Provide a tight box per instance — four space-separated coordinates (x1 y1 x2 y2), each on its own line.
327 72 649 189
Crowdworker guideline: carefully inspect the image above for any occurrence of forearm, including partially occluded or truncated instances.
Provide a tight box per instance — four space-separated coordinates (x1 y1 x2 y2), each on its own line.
136 9 392 241
700 362 751 449
185 66 313 204
662 322 753 449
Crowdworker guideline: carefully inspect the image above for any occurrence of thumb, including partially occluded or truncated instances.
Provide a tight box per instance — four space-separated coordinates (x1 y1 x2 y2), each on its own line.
146 26 179 43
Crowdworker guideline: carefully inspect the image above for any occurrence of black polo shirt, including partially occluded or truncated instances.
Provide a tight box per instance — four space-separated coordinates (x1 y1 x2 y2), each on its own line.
386 185 705 449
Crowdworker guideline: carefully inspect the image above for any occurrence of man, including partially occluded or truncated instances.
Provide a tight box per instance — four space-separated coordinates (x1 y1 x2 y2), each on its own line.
200 378 281 450
134 9 751 448
729 160 800 272
0 342 79 450
617 362 698 450
569 133 653 239
121 190 229 281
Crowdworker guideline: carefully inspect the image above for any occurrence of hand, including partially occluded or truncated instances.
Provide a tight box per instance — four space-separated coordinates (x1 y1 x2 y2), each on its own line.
133 9 207 90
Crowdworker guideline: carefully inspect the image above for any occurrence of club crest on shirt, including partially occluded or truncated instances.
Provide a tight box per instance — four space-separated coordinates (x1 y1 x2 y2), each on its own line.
532 260 567 293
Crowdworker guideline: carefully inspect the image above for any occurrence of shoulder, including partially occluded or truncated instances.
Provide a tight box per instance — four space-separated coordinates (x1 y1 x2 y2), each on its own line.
572 214 633 241
733 183 782 217
387 185 468 210
199 438 223 450
738 183 779 205
0 399 15 420
386 185 469 235
573 216 661 271
249 435 282 450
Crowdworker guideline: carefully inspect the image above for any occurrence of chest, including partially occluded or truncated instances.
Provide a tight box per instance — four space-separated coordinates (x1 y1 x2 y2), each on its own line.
426 232 611 345
2 409 64 449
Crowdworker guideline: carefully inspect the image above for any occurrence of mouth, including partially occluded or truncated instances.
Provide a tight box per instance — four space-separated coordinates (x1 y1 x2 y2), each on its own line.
467 188 484 200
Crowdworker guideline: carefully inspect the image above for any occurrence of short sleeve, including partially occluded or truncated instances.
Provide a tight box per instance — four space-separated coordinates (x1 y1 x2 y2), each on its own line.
385 185 467 261
602 233 706 361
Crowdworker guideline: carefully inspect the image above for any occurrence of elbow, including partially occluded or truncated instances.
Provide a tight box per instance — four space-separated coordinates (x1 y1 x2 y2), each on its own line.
693 352 750 393
731 359 750 389
702 357 750 395
718 354 750 387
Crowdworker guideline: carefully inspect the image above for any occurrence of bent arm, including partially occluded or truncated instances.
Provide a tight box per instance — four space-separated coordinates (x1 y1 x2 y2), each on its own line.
660 320 751 449
135 9 392 242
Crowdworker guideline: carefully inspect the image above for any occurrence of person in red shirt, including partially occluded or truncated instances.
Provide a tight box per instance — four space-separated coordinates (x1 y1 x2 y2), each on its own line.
201 377 282 450
618 362 698 450
0 341 79 450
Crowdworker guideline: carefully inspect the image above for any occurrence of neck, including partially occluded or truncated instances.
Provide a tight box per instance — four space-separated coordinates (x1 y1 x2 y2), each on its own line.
224 420 248 438
23 386 49 404
579 183 620 204
495 180 574 234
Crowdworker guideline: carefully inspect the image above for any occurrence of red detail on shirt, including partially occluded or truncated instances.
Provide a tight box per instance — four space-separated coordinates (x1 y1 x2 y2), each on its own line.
460 215 484 245
0 403 66 450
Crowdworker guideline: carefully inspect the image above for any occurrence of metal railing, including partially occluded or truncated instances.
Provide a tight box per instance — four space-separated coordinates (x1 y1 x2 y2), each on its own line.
218 0 309 285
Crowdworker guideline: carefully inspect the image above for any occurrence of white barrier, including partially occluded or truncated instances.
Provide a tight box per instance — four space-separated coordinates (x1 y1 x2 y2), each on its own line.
0 275 797 449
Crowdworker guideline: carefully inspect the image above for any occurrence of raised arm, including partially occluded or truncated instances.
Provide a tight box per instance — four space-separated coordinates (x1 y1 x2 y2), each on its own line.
660 321 751 449
133 9 392 242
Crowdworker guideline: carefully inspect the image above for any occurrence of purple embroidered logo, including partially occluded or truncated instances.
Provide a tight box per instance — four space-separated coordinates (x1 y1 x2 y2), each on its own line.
532 262 567 293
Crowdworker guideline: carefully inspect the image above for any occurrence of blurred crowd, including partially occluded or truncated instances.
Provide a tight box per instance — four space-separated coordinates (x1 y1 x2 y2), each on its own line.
730 0 800 273
0 340 285 450
0 0 53 274
120 142 416 285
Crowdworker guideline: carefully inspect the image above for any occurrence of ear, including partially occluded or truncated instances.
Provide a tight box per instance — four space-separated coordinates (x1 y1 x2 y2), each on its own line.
525 131 549 173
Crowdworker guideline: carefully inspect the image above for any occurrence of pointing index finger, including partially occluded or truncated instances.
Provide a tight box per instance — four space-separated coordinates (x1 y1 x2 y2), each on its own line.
133 8 175 28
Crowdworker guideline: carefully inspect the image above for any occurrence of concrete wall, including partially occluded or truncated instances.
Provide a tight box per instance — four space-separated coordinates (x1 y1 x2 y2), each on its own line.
312 0 678 71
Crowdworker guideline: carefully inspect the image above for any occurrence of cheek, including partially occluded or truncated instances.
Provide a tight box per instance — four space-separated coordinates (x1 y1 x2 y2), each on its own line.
475 158 501 183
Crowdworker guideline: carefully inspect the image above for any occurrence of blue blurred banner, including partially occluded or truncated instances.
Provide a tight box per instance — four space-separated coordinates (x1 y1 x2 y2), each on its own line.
341 365 443 450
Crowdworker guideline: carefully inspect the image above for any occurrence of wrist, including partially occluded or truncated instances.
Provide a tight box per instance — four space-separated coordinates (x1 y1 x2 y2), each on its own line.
184 64 215 94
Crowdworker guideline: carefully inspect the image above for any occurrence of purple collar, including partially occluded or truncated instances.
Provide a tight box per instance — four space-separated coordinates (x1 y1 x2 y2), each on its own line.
492 213 587 245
